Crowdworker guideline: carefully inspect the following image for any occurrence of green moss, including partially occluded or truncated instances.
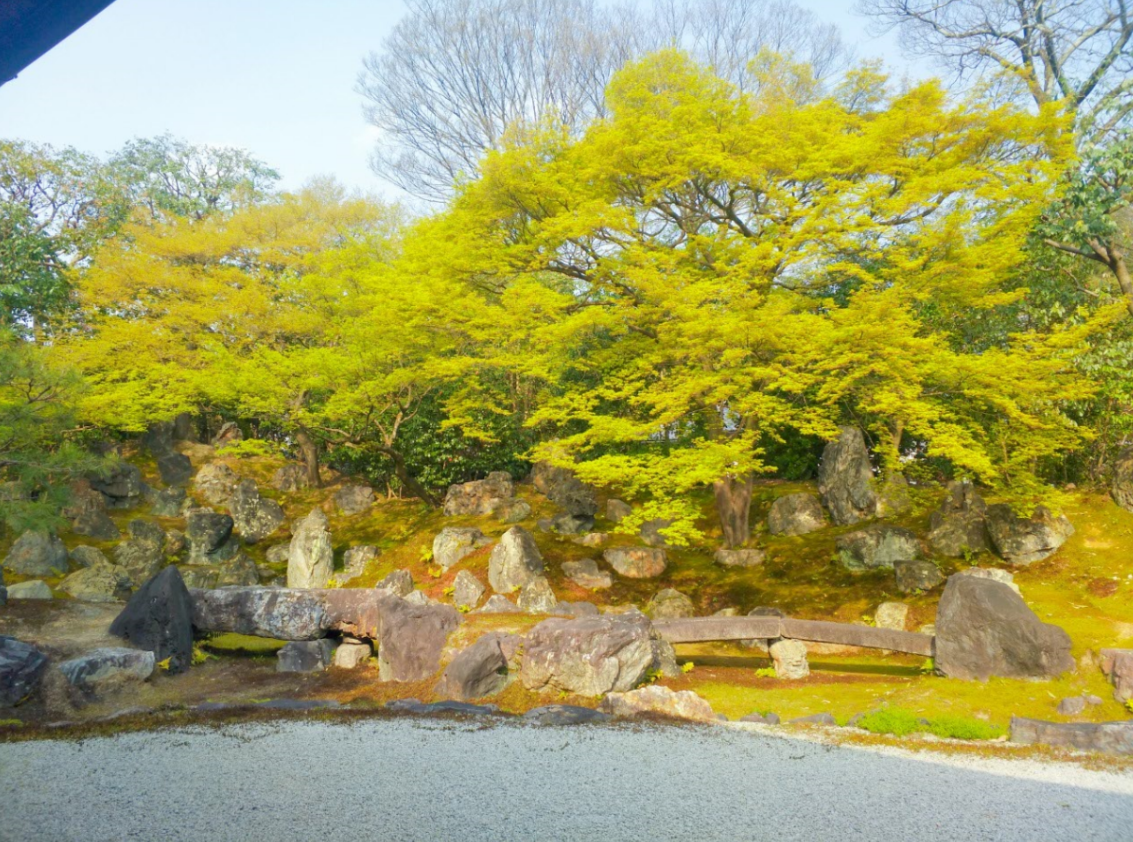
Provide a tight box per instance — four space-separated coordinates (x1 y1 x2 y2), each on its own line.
203 633 287 655
855 707 1004 740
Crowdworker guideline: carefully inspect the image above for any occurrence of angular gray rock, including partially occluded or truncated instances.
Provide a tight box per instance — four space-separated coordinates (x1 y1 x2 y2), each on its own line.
547 512 595 535
893 560 944 593
475 594 522 613
770 638 810 679
435 633 512 699
3 531 68 577
816 427 879 525
70 545 109 568
59 563 132 603
90 462 146 508
185 509 234 559
443 472 514 516
1112 445 1133 512
452 570 485 609
495 498 532 524
375 568 414 597
433 526 490 571
151 486 187 518
935 574 1074 680
606 499 633 523
211 421 242 448
65 482 121 540
650 638 681 678
215 553 260 587
272 463 310 492
517 576 557 614
638 518 672 548
646 588 695 620
110 566 194 674
190 587 330 639
265 544 290 565
488 526 544 593
767 492 827 536
836 525 922 571
114 536 166 586
334 484 375 516
229 479 285 543
287 509 333 589
985 504 1074 565
531 462 598 517
6 580 52 600
0 636 48 706
562 558 613 590
375 597 462 682
603 546 667 578
193 462 239 507
553 601 601 618
1010 717 1133 755
277 639 335 672
523 704 611 725
927 480 990 557
600 686 717 722
713 548 765 568
129 518 166 547
1057 696 1087 716
956 566 1020 594
156 450 193 487
519 612 655 696
59 647 155 693
342 545 379 581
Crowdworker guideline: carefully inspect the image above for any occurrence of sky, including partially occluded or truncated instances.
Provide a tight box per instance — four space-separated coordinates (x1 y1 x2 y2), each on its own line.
0 0 932 200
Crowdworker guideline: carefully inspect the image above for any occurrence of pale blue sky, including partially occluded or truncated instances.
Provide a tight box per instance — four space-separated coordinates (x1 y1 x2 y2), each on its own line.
0 0 928 199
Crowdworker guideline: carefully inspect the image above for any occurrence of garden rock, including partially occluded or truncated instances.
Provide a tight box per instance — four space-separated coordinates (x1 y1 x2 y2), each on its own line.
211 421 242 448
156 451 193 487
109 566 194 674
927 480 991 557
475 594 522 613
496 499 531 523
1100 649 1133 703
836 524 922 571
893 560 944 593
713 548 765 568
1112 445 1133 512
433 526 490 571
520 612 654 696
114 537 166 588
375 568 414 597
1010 717 1133 755
332 641 372 669
59 563 131 602
523 705 611 725
488 526 544 593
547 512 595 535
530 462 598 517
646 588 695 620
7 580 52 600
0 637 48 706
435 633 513 700
151 487 187 518
874 602 909 631
452 570 485 609
215 553 259 587
740 712 780 725
185 510 234 560
272 463 310 492
343 545 379 581
1057 696 1087 716
334 484 375 516
190 587 329 639
935 574 1074 680
606 499 633 523
790 713 837 726
265 544 290 565
572 533 607 548
65 482 120 540
59 647 155 693
603 546 667 579
193 462 239 507
600 686 717 723
3 531 68 577
70 546 109 568
91 462 146 508
553 601 600 618
816 427 879 525
277 639 335 673
639 518 672 548
129 518 166 547
770 638 810 679
767 492 827 536
443 472 514 516
956 566 1020 594
375 597 462 682
562 558 612 590
985 504 1074 565
287 509 333 589
517 577 558 614
230 479 285 543
650 639 681 678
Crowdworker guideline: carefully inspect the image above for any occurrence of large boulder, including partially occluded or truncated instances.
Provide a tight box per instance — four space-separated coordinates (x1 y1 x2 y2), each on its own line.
0 636 48 706
109 567 195 674
836 525 922 571
435 633 513 700
816 427 879 525
70 545 109 568
488 526 544 593
646 588 695 620
1112 445 1133 512
193 462 239 507
375 596 462 682
3 531 68 577
927 480 991 557
185 509 234 560
433 526 490 571
64 482 121 540
59 563 132 603
215 552 260 587
229 479 285 543
767 493 827 536
443 472 514 516
530 462 598 517
985 504 1074 566
519 612 655 696
600 686 717 723
90 462 146 508
189 587 329 639
287 509 333 589
603 546 667 579
59 647 155 694
935 573 1074 681
334 484 375 516
562 558 613 590
606 499 633 523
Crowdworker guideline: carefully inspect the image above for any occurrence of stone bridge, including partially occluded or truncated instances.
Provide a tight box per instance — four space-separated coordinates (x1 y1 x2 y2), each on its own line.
652 616 936 657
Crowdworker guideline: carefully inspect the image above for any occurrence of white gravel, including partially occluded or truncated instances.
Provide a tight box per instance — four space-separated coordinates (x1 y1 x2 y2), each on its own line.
1 718 1131 841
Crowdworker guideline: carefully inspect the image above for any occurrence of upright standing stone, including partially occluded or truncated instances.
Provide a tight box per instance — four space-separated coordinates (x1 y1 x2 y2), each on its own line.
769 638 810 679
0 637 48 706
109 567 195 672
817 427 879 525
488 526 544 593
288 509 334 589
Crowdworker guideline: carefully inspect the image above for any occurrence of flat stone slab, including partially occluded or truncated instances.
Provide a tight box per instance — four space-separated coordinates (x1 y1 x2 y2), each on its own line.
1010 717 1133 755
653 616 935 656
653 616 782 644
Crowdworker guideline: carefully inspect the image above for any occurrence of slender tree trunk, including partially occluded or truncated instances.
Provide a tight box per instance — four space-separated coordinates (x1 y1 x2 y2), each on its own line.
296 428 322 488
380 446 440 507
714 474 754 549
1114 253 1133 319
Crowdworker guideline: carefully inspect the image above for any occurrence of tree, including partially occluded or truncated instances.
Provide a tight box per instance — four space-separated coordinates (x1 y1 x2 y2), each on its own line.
425 51 1083 545
358 0 849 201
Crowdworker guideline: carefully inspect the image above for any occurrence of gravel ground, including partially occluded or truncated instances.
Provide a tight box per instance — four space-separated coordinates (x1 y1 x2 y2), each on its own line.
2 718 1132 842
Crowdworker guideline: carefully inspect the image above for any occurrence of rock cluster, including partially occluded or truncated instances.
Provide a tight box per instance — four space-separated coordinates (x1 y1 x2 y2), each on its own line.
443 472 514 516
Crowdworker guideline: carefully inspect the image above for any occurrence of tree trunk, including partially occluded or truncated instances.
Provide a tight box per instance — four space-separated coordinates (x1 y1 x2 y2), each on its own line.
380 446 440 507
1114 252 1133 319
296 428 322 488
714 474 754 549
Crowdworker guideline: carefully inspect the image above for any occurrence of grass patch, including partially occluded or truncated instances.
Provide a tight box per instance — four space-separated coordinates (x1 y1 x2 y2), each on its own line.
202 633 287 656
855 707 1004 740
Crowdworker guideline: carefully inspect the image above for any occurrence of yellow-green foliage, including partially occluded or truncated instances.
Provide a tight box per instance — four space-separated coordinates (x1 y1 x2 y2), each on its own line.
855 707 1004 740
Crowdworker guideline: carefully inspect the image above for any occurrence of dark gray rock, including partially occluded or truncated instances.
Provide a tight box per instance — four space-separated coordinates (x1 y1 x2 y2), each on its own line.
229 479 285 543
435 633 513 700
443 472 514 516
190 587 330 639
59 563 132 602
523 704 611 725
59 647 155 693
3 531 68 577
156 451 193 487
1113 445 1133 512
129 518 166 548
0 636 48 706
817 427 879 525
142 420 176 456
65 482 120 540
90 462 146 508
151 487 187 518
927 480 990 557
767 492 827 536
603 546 667 578
488 526 544 593
186 510 234 559
1010 717 1133 755
375 597 462 682
277 639 335 672
985 504 1074 565
215 552 260 586
287 509 332 589
935 574 1074 681
433 526 490 571
836 525 922 571
334 484 375 516
110 566 195 674
894 560 945 593
520 612 654 696
531 462 598 517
